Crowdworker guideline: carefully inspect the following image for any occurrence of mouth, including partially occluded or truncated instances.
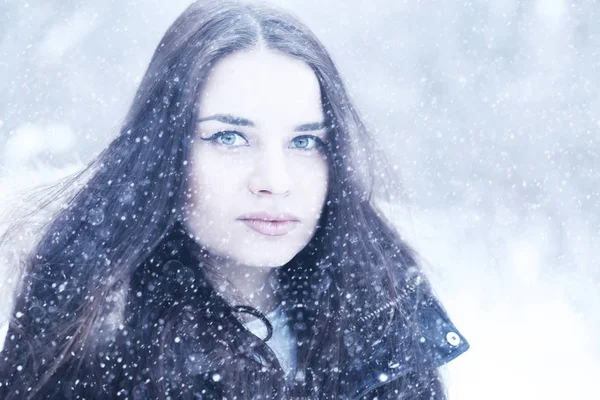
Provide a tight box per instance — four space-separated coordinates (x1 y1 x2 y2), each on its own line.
239 219 299 237
237 211 300 237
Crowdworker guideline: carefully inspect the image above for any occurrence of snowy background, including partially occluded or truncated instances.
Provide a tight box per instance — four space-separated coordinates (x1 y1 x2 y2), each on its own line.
1 0 599 398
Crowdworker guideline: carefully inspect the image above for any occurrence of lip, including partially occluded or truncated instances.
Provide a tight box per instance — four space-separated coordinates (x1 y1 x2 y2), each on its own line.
237 211 300 222
240 219 299 237
237 211 300 237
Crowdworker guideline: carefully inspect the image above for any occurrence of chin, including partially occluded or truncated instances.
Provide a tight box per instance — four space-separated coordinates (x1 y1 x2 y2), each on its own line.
241 256 292 268
235 238 307 265
233 250 296 268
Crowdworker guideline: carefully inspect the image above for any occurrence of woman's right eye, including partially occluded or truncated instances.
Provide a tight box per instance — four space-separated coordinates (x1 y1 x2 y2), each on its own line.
204 131 249 147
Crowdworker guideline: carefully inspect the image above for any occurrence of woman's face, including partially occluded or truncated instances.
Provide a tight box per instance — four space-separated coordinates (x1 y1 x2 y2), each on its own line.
184 48 329 268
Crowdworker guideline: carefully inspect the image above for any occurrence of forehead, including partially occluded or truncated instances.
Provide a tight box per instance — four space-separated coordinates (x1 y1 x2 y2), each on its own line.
198 49 324 125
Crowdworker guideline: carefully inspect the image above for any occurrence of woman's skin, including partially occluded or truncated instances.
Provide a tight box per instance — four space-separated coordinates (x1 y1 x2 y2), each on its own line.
184 48 330 317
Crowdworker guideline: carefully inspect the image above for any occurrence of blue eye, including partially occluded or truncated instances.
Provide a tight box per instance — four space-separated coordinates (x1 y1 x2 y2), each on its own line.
199 131 327 152
202 131 249 147
291 135 326 151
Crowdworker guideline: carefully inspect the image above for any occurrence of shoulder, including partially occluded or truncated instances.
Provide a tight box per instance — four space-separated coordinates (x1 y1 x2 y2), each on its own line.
348 290 469 399
414 294 470 368
394 261 470 367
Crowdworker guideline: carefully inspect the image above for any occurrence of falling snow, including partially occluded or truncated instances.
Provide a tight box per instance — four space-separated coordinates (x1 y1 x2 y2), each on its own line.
0 1 598 399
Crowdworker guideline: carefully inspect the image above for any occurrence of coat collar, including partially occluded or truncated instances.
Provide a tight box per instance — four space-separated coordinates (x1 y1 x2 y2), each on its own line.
348 298 470 399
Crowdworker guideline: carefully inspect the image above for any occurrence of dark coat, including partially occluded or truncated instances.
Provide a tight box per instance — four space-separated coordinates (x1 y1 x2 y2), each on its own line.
348 298 469 399
2 222 469 399
188 295 469 400
146 229 471 399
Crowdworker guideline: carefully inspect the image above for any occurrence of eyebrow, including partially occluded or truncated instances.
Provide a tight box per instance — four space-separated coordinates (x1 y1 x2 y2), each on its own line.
197 114 327 132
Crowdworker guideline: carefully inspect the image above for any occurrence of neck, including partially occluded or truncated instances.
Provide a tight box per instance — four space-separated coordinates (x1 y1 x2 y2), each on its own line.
203 256 280 321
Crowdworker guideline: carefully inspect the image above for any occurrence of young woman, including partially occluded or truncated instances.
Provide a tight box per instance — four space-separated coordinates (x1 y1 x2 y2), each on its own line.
0 1 469 399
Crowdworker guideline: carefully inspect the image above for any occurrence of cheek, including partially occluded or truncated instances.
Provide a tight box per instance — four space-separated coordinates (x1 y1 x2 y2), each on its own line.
292 158 329 204
187 152 244 212
189 148 329 206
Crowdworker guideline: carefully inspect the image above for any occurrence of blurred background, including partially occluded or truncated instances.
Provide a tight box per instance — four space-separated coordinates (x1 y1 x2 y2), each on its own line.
0 0 598 398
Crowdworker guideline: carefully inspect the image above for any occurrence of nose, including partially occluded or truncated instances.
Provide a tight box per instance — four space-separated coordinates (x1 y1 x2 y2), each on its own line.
247 147 292 197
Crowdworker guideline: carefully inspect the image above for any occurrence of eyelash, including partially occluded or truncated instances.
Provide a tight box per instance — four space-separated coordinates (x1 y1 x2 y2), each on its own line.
202 130 327 151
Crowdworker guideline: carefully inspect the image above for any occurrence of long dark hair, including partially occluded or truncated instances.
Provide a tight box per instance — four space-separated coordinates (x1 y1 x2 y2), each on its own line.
0 1 447 398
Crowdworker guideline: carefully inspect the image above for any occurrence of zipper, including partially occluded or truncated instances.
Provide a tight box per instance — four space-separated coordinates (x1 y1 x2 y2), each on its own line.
356 298 399 323
350 298 404 398
351 369 407 399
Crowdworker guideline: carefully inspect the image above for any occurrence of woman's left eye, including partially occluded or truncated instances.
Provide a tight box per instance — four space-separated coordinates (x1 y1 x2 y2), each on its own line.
290 135 325 151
